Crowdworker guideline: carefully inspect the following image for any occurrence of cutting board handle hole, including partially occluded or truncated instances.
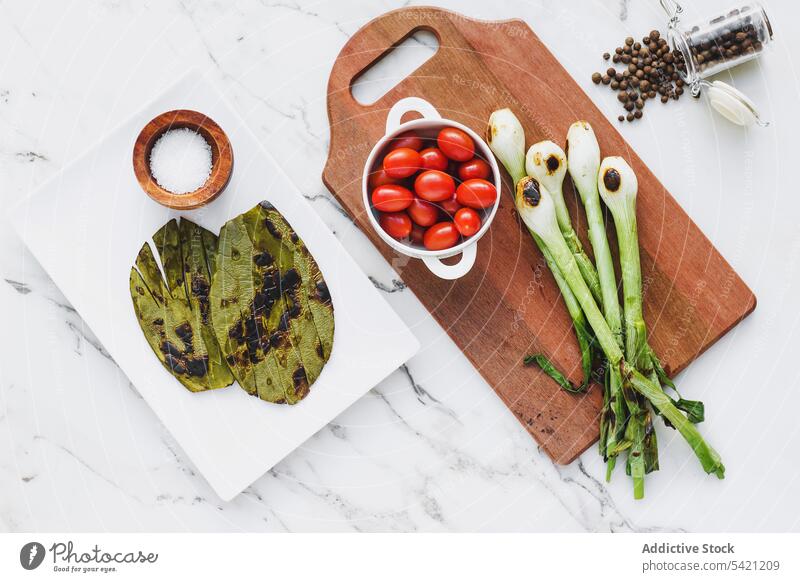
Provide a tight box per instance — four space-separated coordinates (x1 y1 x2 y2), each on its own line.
351 29 439 106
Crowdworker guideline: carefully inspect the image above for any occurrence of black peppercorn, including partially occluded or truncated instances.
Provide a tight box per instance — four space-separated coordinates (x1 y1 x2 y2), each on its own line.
592 28 687 123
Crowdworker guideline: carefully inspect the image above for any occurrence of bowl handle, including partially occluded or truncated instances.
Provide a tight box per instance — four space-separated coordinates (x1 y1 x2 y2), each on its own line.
421 243 477 280
386 97 441 133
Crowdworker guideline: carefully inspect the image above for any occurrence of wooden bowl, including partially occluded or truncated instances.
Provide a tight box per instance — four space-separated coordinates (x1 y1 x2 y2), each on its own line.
132 109 233 210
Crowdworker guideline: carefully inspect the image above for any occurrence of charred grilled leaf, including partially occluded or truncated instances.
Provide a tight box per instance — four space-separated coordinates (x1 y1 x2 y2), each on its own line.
129 219 234 392
210 202 334 404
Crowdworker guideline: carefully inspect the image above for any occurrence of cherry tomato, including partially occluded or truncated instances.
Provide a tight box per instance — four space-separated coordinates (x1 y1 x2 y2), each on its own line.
418 147 449 172
389 131 423 151
437 127 475 162
409 223 426 246
406 198 439 227
438 195 461 218
414 170 455 202
456 178 497 209
423 222 460 251
454 207 482 237
368 168 399 189
457 158 491 181
371 184 414 212
378 211 412 239
383 147 421 179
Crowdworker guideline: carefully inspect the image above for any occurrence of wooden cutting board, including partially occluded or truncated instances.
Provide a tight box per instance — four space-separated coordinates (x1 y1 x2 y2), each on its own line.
322 7 756 463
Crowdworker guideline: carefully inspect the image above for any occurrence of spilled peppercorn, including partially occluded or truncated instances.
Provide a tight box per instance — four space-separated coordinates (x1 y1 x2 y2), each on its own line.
592 30 689 123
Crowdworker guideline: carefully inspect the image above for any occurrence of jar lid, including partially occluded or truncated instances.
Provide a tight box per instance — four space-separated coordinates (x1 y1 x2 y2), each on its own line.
705 80 768 127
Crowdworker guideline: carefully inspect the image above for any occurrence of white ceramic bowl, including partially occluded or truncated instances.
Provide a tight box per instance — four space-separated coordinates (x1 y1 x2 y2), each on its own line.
362 97 501 280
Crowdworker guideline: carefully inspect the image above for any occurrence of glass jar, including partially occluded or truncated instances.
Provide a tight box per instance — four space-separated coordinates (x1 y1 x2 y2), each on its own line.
660 0 773 125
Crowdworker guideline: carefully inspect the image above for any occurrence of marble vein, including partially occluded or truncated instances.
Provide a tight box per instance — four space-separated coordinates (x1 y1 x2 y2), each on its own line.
32 435 142 504
64 320 114 362
619 0 629 21
4 278 31 294
368 275 407 293
301 191 353 220
15 151 47 163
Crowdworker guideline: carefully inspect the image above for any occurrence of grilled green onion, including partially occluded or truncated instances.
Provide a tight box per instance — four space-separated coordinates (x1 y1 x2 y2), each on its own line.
565 122 623 348
598 156 705 426
565 121 645 488
514 176 725 480
526 141 602 306
597 157 647 369
487 109 527 184
488 109 595 389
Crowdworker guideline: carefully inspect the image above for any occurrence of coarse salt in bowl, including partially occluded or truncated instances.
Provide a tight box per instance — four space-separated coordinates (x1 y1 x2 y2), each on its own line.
132 109 233 210
149 128 213 194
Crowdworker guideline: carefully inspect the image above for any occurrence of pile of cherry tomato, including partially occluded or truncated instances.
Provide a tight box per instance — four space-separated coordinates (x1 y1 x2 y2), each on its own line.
369 126 497 251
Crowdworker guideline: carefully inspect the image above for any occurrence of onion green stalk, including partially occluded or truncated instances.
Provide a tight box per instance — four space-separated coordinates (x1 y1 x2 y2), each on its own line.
526 141 603 307
514 176 725 480
488 109 594 389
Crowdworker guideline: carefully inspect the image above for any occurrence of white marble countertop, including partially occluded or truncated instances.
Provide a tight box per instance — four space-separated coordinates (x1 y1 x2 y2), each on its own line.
1 0 798 532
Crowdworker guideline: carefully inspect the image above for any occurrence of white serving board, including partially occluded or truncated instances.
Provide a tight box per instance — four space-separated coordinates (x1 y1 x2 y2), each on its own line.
9 72 420 501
